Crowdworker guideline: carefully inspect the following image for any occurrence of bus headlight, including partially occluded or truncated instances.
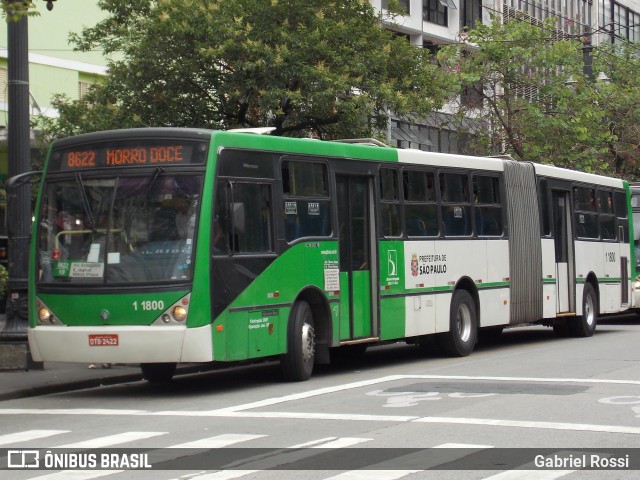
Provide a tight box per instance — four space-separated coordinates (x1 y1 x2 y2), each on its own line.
38 307 52 324
35 299 63 325
172 306 187 322
151 293 190 326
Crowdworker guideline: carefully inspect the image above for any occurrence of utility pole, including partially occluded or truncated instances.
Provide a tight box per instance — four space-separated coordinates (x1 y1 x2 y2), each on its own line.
0 0 41 369
582 32 594 81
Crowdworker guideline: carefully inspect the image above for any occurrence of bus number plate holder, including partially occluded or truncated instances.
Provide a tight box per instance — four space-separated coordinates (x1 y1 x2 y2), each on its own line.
88 334 119 346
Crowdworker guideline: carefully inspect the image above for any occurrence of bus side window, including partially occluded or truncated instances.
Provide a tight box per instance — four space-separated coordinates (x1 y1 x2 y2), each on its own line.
403 169 438 237
473 174 503 236
380 168 401 237
231 182 274 254
440 172 471 237
574 186 598 239
213 182 230 254
282 160 331 242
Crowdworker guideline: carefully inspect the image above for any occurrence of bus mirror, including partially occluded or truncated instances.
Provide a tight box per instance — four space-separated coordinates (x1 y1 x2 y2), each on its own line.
6 170 42 190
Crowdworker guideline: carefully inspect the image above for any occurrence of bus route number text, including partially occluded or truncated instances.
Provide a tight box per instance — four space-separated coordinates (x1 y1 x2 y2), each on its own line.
605 252 616 262
132 300 165 311
66 150 96 168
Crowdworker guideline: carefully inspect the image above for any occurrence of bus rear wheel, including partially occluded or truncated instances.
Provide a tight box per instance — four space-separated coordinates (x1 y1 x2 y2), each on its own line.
140 362 176 383
569 283 598 337
438 289 477 357
280 300 315 382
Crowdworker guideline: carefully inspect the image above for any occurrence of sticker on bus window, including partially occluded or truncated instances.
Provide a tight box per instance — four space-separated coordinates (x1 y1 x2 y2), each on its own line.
308 202 320 216
324 260 339 292
285 201 297 215
70 262 104 278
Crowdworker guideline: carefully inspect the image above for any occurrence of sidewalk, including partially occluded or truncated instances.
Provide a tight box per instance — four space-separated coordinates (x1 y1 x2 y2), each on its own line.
0 360 147 401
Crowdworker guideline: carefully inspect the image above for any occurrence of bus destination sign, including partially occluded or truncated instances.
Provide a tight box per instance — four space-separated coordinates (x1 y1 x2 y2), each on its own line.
51 140 207 171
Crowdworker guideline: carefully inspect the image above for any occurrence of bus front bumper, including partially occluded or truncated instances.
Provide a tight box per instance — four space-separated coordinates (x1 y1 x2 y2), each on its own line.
28 324 213 363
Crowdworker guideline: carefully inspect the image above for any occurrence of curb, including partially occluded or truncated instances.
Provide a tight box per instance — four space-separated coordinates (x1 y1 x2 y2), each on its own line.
0 363 222 402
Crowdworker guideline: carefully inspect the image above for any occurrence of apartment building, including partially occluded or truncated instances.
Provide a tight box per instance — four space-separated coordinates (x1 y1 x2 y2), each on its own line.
370 0 640 151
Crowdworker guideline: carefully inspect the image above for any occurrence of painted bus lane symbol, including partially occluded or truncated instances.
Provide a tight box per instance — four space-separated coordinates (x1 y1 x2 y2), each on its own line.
366 390 498 408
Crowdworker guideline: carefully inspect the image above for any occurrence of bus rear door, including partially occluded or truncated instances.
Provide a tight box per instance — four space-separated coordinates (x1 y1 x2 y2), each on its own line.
552 189 576 313
336 175 379 342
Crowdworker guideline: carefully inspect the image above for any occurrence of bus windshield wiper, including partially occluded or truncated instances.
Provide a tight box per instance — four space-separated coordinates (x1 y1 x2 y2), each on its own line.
124 166 164 233
75 172 96 228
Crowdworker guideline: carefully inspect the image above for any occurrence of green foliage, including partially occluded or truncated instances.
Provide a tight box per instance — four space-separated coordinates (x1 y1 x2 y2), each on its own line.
40 0 449 140
592 42 640 180
0 264 7 296
2 1 38 22
438 15 616 174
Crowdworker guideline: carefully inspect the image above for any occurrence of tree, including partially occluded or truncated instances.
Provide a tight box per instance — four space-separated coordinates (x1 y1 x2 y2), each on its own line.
38 0 449 140
1 1 37 21
437 15 614 174
593 42 640 179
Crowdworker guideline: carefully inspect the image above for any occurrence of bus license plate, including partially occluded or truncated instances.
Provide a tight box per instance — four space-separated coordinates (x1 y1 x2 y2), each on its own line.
88 334 119 346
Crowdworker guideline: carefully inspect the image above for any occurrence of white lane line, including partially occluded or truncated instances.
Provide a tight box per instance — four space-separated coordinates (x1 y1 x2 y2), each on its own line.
20 471 121 480
0 409 639 435
414 416 640 435
482 470 574 479
187 436 374 480
323 470 421 480
207 375 408 413
400 374 640 386
323 442 494 479
169 434 266 449
186 471 257 480
0 429 69 445
59 431 167 448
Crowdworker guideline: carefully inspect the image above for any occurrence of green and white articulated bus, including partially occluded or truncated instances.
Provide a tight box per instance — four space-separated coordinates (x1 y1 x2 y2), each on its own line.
29 128 636 382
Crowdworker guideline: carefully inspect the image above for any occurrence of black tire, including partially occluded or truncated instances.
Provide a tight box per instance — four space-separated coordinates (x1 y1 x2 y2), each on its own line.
280 300 315 381
140 362 176 383
569 283 598 337
437 289 477 357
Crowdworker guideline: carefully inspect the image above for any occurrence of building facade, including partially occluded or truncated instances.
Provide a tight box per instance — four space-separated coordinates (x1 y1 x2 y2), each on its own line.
369 0 640 151
0 0 107 241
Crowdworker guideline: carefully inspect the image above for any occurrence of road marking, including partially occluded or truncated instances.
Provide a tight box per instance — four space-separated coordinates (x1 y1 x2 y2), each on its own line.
482 471 574 480
323 470 421 480
0 430 68 446
59 431 166 448
25 471 122 480
3 375 640 437
185 436 374 480
414 416 640 435
169 434 266 449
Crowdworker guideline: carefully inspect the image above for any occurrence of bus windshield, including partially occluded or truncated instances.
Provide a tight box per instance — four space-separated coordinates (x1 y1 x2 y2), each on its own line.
37 172 203 285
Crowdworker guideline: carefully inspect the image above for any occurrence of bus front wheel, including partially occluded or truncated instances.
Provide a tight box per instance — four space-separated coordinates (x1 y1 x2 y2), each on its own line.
438 289 477 357
569 283 598 337
140 362 176 383
280 300 315 382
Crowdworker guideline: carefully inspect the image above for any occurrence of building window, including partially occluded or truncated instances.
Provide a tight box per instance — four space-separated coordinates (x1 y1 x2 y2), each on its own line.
423 0 448 26
78 81 93 99
602 0 640 43
460 0 482 30
382 0 410 14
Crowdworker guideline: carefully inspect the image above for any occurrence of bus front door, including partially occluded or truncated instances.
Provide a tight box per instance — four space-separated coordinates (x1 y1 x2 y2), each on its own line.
336 175 378 342
552 190 576 313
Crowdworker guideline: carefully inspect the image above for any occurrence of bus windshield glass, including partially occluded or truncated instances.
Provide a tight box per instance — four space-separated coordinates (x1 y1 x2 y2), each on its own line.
37 172 203 285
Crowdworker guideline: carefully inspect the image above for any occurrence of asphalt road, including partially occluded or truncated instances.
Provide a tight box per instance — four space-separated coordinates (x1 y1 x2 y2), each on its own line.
2 315 640 479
